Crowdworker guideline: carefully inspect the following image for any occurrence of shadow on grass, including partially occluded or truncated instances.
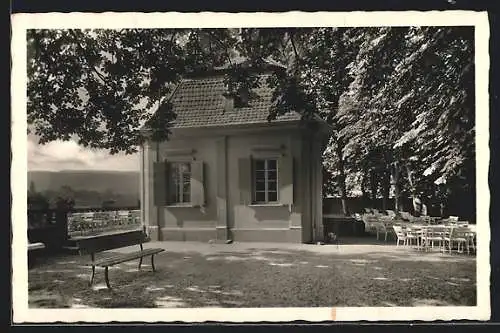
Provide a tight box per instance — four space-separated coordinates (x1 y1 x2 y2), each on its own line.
28 247 476 309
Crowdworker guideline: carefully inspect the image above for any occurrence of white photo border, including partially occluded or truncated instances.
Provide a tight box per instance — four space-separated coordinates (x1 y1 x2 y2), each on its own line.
11 11 491 323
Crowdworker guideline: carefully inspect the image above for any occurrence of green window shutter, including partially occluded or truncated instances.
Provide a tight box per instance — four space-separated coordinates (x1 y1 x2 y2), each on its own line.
279 155 294 205
238 158 252 205
190 160 205 207
153 161 166 206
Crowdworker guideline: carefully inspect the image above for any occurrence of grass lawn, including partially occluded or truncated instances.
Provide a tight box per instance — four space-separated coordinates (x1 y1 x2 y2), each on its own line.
28 241 476 308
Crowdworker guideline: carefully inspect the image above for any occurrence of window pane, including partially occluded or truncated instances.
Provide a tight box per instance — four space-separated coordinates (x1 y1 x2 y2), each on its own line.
255 191 266 202
168 164 179 203
169 186 181 203
255 180 266 191
170 166 179 181
268 181 277 191
268 191 278 202
168 162 191 204
268 170 277 181
255 170 266 181
255 160 265 170
183 182 190 195
179 162 190 174
267 159 277 170
182 163 191 181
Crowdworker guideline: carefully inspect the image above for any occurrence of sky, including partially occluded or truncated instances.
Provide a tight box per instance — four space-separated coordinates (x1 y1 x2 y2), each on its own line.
27 134 139 172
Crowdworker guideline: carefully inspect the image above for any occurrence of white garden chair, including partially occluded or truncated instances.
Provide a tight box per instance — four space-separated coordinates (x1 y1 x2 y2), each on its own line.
421 226 446 252
362 214 379 234
445 227 471 254
379 216 397 242
375 220 393 242
466 229 476 254
421 216 431 224
405 227 422 249
392 225 407 247
386 210 397 218
400 211 415 223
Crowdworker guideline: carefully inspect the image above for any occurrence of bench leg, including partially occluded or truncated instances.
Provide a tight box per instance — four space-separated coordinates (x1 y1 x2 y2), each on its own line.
28 252 35 269
89 265 96 286
151 255 156 272
138 257 143 270
104 267 111 289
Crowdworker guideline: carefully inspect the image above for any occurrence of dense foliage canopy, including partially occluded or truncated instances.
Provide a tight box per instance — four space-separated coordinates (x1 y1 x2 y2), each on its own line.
27 27 475 215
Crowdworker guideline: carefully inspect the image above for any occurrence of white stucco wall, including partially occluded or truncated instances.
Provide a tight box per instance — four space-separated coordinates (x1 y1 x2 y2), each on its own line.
142 123 325 243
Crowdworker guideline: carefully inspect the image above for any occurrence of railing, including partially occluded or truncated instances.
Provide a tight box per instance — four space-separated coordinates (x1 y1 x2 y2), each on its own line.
28 206 142 247
67 209 142 237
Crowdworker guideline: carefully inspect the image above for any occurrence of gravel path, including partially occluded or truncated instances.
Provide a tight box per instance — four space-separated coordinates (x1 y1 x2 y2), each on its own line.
28 240 476 308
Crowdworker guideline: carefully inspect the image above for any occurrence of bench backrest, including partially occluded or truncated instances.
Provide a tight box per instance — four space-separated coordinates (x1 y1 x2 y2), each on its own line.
75 230 146 255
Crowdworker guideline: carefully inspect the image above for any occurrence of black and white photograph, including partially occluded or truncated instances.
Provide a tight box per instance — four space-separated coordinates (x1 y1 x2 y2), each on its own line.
11 11 490 322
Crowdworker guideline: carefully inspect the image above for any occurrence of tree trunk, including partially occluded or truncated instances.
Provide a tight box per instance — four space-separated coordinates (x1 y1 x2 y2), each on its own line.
440 202 445 217
370 169 377 206
392 162 402 212
361 169 369 207
335 139 349 216
381 169 390 211
405 162 417 214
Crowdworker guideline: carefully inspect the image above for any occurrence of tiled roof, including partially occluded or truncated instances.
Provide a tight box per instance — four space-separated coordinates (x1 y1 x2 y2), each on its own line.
166 73 302 129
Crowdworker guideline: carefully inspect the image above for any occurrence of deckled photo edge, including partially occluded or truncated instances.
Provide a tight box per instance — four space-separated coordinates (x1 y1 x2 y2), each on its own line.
11 10 490 323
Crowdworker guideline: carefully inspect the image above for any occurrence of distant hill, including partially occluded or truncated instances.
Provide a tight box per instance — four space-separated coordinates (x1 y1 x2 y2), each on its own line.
28 170 140 196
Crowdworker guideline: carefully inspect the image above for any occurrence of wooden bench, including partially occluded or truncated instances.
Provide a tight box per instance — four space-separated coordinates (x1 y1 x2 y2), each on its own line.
28 242 46 268
28 242 46 251
73 230 164 289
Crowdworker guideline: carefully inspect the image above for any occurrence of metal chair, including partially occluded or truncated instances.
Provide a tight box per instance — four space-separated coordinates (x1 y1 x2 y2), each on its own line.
405 227 422 249
392 225 407 247
386 210 397 218
466 229 476 254
377 217 395 242
445 227 469 254
421 226 445 252
375 221 393 242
